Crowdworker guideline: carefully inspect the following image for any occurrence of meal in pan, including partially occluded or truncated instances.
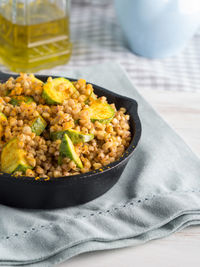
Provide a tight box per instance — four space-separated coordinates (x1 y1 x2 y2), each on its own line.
0 74 131 178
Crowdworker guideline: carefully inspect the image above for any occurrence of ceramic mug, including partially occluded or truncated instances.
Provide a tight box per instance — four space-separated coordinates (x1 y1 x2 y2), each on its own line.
114 0 200 58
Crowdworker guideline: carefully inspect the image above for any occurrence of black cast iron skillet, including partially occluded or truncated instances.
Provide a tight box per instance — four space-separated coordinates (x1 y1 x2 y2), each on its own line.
0 73 141 209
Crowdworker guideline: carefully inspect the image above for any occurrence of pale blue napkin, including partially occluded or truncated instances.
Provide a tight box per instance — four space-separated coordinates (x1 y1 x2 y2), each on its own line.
1 63 200 267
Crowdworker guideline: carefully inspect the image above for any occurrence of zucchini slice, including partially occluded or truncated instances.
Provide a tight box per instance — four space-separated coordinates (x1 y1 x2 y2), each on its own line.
9 96 34 106
85 91 97 104
50 131 66 141
88 101 115 123
29 74 43 84
59 133 83 168
66 129 94 144
5 90 11 96
1 138 32 174
50 129 94 144
90 92 97 101
30 115 47 136
0 112 7 122
42 78 77 105
0 112 7 139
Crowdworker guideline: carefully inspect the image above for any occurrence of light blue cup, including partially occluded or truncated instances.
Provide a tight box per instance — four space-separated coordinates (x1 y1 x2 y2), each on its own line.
114 0 200 58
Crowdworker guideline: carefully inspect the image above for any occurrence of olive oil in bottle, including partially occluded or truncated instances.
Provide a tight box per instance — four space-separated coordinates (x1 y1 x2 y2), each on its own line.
0 0 72 72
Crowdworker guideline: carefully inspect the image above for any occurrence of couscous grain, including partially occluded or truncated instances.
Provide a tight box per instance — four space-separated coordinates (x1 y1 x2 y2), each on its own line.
0 74 131 178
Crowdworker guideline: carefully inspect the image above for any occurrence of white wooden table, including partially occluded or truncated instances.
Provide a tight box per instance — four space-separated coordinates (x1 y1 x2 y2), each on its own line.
59 89 200 267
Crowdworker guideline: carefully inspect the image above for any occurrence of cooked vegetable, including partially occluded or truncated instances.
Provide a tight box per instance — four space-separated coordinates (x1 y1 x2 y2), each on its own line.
85 91 97 104
90 92 97 100
0 73 131 179
59 133 83 168
29 74 43 84
66 129 94 144
5 90 11 96
9 96 34 106
88 101 115 123
50 131 65 141
0 112 7 139
51 129 94 144
0 112 7 123
42 78 77 105
30 115 47 136
1 138 32 174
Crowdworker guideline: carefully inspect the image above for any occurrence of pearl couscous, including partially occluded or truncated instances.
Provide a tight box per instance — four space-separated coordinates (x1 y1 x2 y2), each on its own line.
0 73 131 178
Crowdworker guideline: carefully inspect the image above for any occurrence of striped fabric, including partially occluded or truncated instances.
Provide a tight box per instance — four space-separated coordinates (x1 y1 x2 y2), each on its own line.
3 1 200 92
45 1 200 92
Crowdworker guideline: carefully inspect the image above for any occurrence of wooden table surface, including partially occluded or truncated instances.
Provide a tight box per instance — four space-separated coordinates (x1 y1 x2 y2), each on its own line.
59 89 200 267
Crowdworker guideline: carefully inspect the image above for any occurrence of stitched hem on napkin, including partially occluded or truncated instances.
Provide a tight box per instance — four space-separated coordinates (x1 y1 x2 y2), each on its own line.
1 190 200 266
